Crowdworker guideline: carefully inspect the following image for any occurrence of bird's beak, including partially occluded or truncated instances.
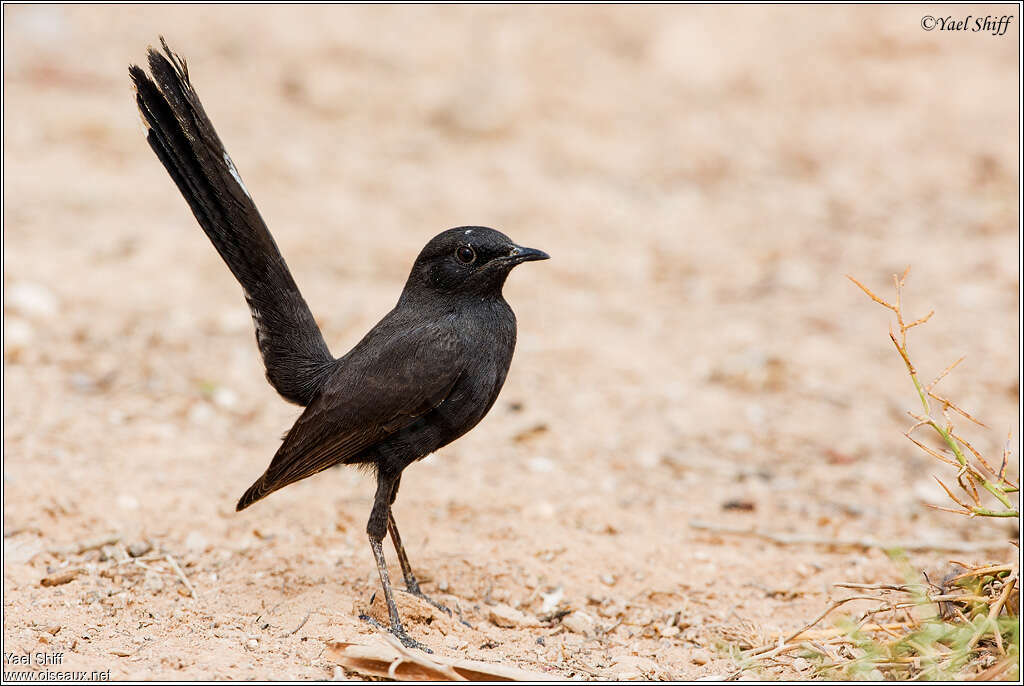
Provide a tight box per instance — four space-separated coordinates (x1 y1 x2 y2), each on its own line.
507 245 550 264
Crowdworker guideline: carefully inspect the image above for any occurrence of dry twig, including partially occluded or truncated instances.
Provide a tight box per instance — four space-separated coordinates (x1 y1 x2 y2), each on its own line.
280 610 312 638
165 553 198 599
40 567 87 587
688 520 1008 553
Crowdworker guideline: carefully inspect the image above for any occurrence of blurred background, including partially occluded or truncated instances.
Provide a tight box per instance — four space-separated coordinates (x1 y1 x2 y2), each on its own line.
3 4 1019 679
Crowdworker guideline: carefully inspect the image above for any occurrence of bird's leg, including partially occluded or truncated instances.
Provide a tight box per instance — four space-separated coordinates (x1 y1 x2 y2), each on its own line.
386 507 421 594
387 511 451 616
386 477 427 596
359 472 432 653
387 478 466 623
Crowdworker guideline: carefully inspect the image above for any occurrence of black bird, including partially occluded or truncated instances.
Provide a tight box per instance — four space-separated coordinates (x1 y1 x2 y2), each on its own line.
129 39 548 650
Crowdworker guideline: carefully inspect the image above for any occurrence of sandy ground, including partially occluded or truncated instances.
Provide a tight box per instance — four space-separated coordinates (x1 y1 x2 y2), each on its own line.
2 4 1020 681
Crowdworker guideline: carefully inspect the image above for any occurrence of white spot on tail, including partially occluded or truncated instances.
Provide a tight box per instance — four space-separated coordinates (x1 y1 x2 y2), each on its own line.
246 295 266 345
224 152 252 200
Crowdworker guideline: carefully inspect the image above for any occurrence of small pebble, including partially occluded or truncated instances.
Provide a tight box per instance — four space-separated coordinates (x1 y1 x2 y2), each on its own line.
127 541 152 558
187 403 214 425
562 610 595 636
212 387 238 408
534 501 555 518
488 603 535 628
659 624 680 638
4 318 34 353
6 282 58 317
528 457 555 473
540 587 563 613
690 649 710 665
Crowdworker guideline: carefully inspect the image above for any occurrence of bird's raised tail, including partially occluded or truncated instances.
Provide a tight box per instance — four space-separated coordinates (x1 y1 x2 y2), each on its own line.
130 38 335 406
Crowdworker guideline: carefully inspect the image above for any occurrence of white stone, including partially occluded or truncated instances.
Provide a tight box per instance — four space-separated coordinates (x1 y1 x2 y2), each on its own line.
212 387 238 409
187 402 214 425
528 456 555 473
540 586 563 614
3 318 33 350
562 610 595 635
5 282 58 317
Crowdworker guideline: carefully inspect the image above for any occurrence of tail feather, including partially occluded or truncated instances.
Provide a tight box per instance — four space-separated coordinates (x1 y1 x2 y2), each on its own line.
130 38 335 407
236 474 272 511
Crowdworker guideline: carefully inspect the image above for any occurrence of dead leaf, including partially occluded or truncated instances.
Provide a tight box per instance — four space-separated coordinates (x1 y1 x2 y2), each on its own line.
325 637 556 681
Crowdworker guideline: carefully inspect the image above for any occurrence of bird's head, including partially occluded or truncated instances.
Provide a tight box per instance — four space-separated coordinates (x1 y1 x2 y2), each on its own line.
403 226 549 299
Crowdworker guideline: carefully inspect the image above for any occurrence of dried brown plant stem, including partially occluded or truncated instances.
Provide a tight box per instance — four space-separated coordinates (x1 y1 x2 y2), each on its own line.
743 596 902 659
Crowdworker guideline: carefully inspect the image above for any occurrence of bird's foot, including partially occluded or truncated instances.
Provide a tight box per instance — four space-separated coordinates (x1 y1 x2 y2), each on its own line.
403 588 473 628
359 613 433 653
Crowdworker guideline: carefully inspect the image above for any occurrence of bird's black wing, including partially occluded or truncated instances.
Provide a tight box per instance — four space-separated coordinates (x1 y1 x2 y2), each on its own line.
236 319 463 509
130 38 335 406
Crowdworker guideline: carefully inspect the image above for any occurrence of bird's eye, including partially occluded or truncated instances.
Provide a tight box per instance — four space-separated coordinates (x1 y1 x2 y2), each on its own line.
456 246 476 264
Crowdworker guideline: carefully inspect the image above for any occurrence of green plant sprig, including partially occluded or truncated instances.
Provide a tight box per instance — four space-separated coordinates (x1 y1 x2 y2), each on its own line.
848 269 1018 518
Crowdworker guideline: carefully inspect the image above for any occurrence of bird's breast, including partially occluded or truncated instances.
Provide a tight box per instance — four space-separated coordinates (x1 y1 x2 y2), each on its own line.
425 300 517 440
378 299 518 470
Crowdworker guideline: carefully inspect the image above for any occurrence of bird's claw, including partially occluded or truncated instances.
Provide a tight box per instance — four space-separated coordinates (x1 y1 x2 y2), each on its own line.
359 613 433 653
